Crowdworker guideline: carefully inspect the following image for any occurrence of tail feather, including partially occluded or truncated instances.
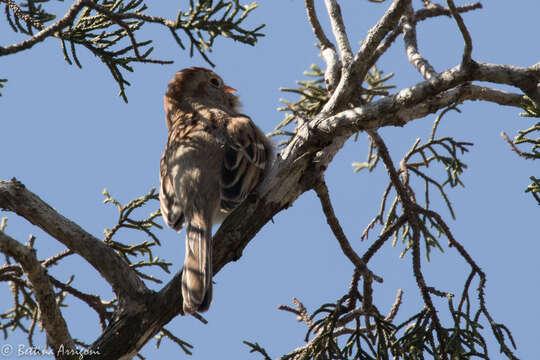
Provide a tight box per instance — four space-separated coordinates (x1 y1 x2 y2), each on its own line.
182 217 213 314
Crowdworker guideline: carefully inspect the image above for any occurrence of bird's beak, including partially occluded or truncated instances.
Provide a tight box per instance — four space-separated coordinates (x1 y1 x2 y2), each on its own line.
224 85 237 93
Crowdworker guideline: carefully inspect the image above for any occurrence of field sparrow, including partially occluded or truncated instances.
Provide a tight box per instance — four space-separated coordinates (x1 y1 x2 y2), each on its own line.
159 67 273 314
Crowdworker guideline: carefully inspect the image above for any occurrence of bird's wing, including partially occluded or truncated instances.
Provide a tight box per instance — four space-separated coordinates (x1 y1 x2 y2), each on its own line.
220 115 273 212
159 111 200 231
159 146 185 231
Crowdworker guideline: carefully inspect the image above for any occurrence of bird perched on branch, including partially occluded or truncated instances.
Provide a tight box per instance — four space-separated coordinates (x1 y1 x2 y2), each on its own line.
159 67 273 314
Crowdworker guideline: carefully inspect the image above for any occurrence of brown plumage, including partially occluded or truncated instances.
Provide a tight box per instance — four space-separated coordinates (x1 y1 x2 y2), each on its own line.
159 67 273 314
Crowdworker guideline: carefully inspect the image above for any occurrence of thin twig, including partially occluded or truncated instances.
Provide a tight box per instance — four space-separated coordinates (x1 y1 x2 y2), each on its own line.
314 179 383 283
386 288 403 321
0 231 75 354
368 2 482 72
362 215 407 263
304 0 334 50
402 3 437 80
81 0 144 60
415 2 482 22
323 0 353 63
447 0 473 65
2 0 43 30
369 130 449 356
501 131 536 160
0 0 86 55
41 249 74 268
294 298 314 328
304 0 340 91
48 275 112 329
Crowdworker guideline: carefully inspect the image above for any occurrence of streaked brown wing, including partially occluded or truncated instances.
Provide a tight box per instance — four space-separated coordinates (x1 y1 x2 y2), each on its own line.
220 115 272 212
159 112 202 231
159 150 185 231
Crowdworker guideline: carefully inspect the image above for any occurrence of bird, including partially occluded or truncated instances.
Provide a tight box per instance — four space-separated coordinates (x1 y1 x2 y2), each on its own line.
159 67 273 315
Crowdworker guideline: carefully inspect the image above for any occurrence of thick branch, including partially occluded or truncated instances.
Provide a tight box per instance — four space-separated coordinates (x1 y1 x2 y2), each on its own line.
475 62 540 102
0 179 147 308
0 232 75 358
313 64 530 140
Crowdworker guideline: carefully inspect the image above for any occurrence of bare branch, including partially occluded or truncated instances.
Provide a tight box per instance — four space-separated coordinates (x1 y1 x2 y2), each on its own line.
0 231 75 357
415 2 482 22
323 0 353 63
368 2 482 73
304 0 333 50
447 0 473 65
314 180 382 283
321 0 409 116
313 65 530 140
304 0 341 91
362 215 407 263
386 288 403 322
368 130 448 355
42 249 74 268
402 3 437 80
353 0 409 79
475 62 540 103
501 131 536 160
47 276 111 330
0 179 147 308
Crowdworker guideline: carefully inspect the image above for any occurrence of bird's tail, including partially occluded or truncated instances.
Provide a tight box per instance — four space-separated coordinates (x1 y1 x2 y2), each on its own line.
181 213 213 314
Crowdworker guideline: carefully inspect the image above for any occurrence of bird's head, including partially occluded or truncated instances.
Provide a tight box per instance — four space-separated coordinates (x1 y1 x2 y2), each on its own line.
165 67 238 108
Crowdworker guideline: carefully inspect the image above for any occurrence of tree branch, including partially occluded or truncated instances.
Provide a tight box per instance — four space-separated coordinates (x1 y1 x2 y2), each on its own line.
81 59 529 357
368 2 482 75
447 0 473 65
324 0 352 64
354 0 409 77
0 179 147 309
2 3 534 357
304 0 340 91
475 62 540 102
321 0 409 116
402 3 437 80
0 231 75 358
368 130 448 356
312 64 532 141
0 0 86 56
304 0 334 50
415 2 482 22
314 180 382 283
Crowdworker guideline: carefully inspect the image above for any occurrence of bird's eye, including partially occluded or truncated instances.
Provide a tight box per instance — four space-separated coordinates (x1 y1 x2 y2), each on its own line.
209 78 220 87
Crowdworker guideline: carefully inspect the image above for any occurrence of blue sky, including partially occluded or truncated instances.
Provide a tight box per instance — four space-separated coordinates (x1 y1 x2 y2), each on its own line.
1 1 538 359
